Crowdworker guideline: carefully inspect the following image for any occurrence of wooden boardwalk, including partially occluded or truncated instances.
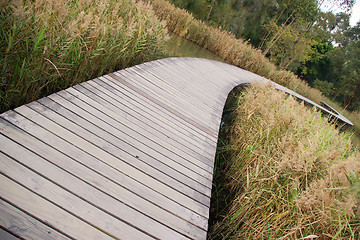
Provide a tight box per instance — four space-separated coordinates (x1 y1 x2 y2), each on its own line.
0 58 352 240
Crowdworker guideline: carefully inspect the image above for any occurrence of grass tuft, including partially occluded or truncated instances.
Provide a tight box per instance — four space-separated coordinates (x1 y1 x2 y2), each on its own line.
209 84 360 239
149 0 360 144
1 0 168 112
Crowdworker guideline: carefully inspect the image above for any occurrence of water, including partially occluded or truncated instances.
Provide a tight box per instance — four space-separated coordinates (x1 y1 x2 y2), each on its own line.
165 32 225 62
164 33 360 148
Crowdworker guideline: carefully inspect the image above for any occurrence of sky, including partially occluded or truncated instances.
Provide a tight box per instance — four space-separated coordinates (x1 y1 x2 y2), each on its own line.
321 0 360 26
350 0 360 26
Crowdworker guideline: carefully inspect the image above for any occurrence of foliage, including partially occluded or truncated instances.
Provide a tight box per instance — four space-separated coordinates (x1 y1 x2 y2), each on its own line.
304 19 360 112
0 0 168 112
149 0 325 103
209 84 360 239
313 79 335 96
296 40 334 85
169 0 209 20
262 19 316 71
328 40 360 111
163 0 359 112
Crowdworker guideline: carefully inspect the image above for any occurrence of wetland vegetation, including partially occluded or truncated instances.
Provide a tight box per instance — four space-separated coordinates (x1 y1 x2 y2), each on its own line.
1 0 359 238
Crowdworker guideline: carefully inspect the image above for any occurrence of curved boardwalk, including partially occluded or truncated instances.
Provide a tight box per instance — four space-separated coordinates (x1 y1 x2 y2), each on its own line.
0 58 352 240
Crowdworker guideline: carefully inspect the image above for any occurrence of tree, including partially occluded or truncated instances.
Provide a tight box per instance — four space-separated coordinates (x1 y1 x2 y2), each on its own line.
260 0 354 70
338 40 360 110
262 19 316 71
296 39 334 85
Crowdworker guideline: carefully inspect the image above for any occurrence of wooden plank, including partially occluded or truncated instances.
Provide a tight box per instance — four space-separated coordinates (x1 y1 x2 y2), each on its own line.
135 61 228 134
88 79 215 172
95 76 216 166
55 88 214 173
127 65 224 114
0 114 208 231
0 133 192 239
131 61 227 106
101 73 218 144
166 58 234 87
0 198 71 240
76 82 217 160
113 70 221 132
45 92 213 184
134 64 223 115
0 173 116 240
104 75 216 154
116 69 223 145
0 118 208 237
9 105 209 218
109 72 217 138
24 100 211 208
129 61 225 109
103 73 217 160
37 97 212 196
95 76 217 150
0 227 20 240
77 81 215 162
127 64 217 108
84 79 215 171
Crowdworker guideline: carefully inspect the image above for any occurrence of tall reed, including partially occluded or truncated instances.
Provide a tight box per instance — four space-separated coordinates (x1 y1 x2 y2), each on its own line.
149 0 324 103
209 84 360 239
149 0 359 143
0 0 168 112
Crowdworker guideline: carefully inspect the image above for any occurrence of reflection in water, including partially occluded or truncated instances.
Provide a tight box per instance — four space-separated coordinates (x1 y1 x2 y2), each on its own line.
165 32 225 62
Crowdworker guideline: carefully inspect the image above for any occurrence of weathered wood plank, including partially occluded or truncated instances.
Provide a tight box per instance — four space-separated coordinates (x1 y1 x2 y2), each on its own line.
55 88 213 175
0 171 116 240
25 99 210 208
109 71 217 138
114 70 221 132
101 73 218 144
1 57 352 240
96 76 216 166
0 132 193 239
36 97 212 196
45 92 213 184
65 83 210 184
134 60 230 101
0 114 208 231
0 228 20 240
0 199 70 240
77 81 217 160
10 105 209 217
0 117 207 237
127 65 224 115
90 78 215 171
95 76 217 151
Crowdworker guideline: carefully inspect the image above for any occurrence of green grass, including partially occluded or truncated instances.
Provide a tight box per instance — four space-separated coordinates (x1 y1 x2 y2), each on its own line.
208 84 360 239
0 0 168 112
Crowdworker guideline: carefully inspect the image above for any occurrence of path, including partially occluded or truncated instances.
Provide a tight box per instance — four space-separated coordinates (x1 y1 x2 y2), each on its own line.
0 58 352 240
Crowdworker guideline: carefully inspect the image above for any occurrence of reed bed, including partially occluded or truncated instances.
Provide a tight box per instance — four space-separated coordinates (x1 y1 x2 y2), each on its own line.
149 0 359 144
149 0 323 102
0 0 168 112
209 84 360 239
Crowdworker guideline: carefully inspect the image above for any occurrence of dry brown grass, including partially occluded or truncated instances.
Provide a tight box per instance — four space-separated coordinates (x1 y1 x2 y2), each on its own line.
149 0 360 146
209 84 360 239
149 0 325 104
1 0 168 112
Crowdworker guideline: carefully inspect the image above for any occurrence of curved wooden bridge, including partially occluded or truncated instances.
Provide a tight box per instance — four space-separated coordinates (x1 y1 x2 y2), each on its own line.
0 58 352 240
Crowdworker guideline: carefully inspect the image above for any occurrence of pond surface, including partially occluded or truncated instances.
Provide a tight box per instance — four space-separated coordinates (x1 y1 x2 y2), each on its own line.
165 32 225 62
